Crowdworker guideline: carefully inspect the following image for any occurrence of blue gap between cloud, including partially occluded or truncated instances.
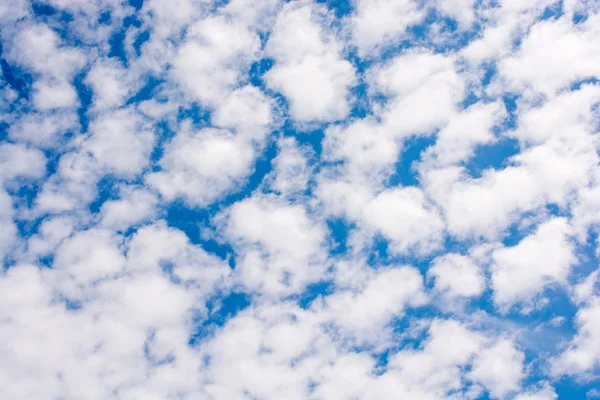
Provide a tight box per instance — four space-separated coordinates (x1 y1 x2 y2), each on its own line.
188 291 252 346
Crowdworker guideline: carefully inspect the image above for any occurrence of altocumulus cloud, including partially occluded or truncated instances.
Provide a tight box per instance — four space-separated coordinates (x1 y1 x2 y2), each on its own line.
1 0 600 399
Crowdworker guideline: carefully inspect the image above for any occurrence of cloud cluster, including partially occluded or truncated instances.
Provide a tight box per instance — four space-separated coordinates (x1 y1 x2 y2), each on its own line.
1 0 599 399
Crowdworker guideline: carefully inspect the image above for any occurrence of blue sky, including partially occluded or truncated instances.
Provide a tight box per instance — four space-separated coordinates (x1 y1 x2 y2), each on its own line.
1 0 600 399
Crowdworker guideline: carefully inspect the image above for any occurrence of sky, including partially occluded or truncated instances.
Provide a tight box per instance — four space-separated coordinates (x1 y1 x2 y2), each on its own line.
1 0 600 399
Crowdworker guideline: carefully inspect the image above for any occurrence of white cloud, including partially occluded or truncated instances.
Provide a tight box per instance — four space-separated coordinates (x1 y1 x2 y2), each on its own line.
266 137 312 197
32 81 79 111
10 24 86 79
9 24 87 110
322 118 397 182
322 266 427 340
429 253 486 298
32 109 153 214
469 339 525 398
0 143 46 183
512 84 600 145
35 151 100 213
369 50 465 137
573 169 600 242
552 297 600 376
491 218 576 310
264 1 356 123
86 58 132 111
212 85 275 141
573 270 599 306
142 0 211 39
126 222 230 287
0 0 29 24
351 0 425 56
362 187 445 255
52 228 127 297
564 0 600 16
0 189 18 260
1 0 599 397
434 0 476 28
382 319 485 395
146 126 256 206
194 303 528 400
515 383 558 400
8 111 79 149
219 194 326 296
99 186 158 232
84 108 155 178
498 14 600 97
461 0 557 64
423 133 598 238
172 14 260 106
318 180 446 256
420 101 506 168
196 301 320 399
0 221 230 399
26 216 75 259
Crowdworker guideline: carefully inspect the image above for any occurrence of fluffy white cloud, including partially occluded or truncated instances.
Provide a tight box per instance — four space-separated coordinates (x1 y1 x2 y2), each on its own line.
172 14 261 106
318 181 444 256
0 0 28 24
264 1 356 123
552 297 600 376
369 50 464 137
26 215 75 259
469 339 525 398
99 186 158 232
8 23 87 110
322 118 398 183
351 0 425 56
428 253 486 299
8 111 78 148
365 319 525 399
189 302 527 400
420 101 506 168
266 137 312 197
434 0 477 28
32 81 79 110
84 108 155 178
1 0 600 398
572 270 599 306
35 151 100 213
491 218 576 310
380 319 485 396
0 220 230 399
85 58 132 111
32 108 154 214
146 126 256 206
461 0 556 64
52 228 127 295
318 266 427 342
362 187 445 255
0 143 46 183
126 222 230 289
219 194 326 296
0 189 18 260
423 135 597 238
512 84 600 146
498 14 600 97
515 384 558 400
212 85 275 141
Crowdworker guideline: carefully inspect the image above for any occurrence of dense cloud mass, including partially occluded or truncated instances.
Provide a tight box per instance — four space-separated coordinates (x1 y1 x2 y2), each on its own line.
1 0 600 399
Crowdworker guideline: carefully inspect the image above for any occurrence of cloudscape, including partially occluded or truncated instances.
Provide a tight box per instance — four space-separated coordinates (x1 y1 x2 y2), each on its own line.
1 0 600 398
